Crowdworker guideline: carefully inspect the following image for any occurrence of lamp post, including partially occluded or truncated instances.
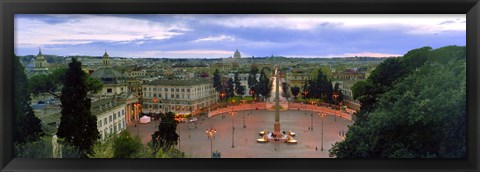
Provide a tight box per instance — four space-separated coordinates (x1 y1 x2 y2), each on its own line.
332 92 339 121
249 90 254 115
320 112 326 151
134 103 140 137
231 100 236 148
303 91 308 115
205 125 216 158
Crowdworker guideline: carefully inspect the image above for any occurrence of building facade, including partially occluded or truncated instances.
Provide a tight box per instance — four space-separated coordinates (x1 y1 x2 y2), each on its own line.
92 99 127 140
142 78 218 115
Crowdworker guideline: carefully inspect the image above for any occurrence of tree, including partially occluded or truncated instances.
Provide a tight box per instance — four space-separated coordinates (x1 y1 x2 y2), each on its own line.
213 69 222 92
234 72 245 97
258 68 272 100
302 80 308 98
152 112 179 152
112 130 143 158
248 66 259 91
29 67 102 99
13 55 43 144
333 83 344 106
290 86 300 99
281 82 290 99
330 46 466 158
56 58 99 157
226 78 235 99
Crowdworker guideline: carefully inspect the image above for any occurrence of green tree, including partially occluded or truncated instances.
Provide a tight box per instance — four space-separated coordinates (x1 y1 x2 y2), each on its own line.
330 46 466 158
112 130 143 158
29 67 102 98
152 112 179 152
226 78 235 99
56 58 99 157
234 72 245 97
248 66 259 97
213 69 222 93
281 82 290 98
258 69 272 100
13 55 43 144
290 86 300 99
333 83 344 104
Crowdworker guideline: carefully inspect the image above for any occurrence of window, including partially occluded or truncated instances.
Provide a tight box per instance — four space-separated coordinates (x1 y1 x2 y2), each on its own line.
122 110 125 116
171 88 174 92
118 112 121 118
149 87 151 91
187 89 190 92
113 113 116 120
181 89 184 92
110 127 112 134
109 115 112 122
104 130 108 138
153 88 157 91
171 94 174 98
107 88 112 93
121 87 124 91
176 94 179 98
144 87 147 91
153 93 157 97
159 94 162 98
98 121 102 127
165 88 168 92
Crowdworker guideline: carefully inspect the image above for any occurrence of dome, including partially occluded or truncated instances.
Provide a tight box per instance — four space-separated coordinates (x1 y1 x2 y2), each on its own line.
103 50 109 58
233 49 241 58
36 48 45 60
90 66 125 85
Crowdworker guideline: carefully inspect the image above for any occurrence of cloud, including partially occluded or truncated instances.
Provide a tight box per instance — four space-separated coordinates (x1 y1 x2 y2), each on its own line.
193 35 235 42
15 14 191 47
123 49 233 58
195 14 465 34
323 52 402 58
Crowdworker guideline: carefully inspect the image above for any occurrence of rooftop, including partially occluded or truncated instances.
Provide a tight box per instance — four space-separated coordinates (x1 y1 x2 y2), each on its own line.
145 78 211 86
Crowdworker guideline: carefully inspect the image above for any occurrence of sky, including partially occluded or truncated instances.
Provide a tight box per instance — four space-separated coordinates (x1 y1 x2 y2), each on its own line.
14 14 466 58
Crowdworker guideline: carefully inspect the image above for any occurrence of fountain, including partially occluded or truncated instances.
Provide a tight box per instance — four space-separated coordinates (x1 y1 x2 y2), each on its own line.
257 65 297 144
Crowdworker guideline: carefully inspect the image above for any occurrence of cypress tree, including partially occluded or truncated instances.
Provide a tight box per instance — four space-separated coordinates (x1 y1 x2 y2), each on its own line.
213 69 222 93
56 58 99 157
14 55 43 144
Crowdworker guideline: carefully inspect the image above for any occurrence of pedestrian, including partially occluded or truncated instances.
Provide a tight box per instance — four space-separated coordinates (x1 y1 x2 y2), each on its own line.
189 135 191 139
316 147 318 151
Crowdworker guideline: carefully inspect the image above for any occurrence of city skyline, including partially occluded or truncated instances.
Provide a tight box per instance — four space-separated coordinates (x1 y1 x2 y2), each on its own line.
15 14 466 58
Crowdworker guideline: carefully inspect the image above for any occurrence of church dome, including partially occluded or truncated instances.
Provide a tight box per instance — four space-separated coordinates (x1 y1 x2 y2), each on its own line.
233 49 241 58
36 48 45 60
91 51 124 85
91 66 125 85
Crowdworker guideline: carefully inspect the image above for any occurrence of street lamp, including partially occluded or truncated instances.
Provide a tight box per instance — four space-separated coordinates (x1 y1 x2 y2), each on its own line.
332 92 339 121
249 90 254 115
303 91 308 115
319 112 326 151
205 125 216 158
310 112 313 131
231 100 236 148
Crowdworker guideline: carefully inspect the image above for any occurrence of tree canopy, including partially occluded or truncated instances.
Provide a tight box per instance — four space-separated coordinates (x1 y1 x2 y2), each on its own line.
152 112 179 152
330 46 466 158
14 55 43 144
56 58 100 157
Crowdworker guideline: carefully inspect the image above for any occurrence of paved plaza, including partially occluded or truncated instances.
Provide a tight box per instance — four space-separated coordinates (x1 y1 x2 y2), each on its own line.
127 109 353 158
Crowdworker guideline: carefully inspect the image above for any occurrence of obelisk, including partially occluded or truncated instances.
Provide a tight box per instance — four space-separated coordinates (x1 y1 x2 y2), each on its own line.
273 65 281 137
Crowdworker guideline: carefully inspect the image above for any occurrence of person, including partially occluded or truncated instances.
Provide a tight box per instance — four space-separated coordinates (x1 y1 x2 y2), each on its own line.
316 147 318 151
